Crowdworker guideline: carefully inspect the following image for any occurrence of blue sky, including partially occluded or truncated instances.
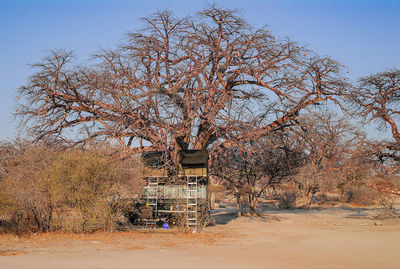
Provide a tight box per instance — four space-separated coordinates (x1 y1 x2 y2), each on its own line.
1 0 399 141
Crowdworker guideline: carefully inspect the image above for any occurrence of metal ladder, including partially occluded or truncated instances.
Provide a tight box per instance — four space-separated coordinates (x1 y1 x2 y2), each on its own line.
186 176 198 229
145 177 158 227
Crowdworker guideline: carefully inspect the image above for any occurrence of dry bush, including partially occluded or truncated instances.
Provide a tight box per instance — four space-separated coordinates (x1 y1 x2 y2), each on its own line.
291 164 322 208
276 192 297 209
0 145 142 233
0 191 18 216
0 145 54 233
272 183 297 209
112 154 145 199
373 177 400 193
0 191 19 233
0 142 17 181
169 212 187 229
43 149 139 232
338 183 379 206
377 197 397 220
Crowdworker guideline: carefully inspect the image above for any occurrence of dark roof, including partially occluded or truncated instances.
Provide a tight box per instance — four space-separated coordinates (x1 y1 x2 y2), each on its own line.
141 150 208 168
180 150 208 166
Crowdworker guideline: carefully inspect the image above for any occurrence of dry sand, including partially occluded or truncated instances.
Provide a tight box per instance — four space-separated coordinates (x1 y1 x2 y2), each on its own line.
1 205 399 269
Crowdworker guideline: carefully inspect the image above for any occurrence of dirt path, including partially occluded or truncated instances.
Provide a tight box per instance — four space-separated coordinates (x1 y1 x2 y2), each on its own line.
1 206 399 269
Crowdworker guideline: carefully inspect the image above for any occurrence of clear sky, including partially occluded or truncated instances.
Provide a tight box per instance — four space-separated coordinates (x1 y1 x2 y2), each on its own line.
1 0 399 141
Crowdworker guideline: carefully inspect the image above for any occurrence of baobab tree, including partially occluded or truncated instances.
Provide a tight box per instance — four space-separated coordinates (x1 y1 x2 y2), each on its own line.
17 7 347 164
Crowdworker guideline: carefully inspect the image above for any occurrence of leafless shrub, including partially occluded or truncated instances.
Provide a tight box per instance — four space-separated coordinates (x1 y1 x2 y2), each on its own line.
201 215 216 228
277 192 297 209
169 212 187 229
287 112 369 208
337 182 378 206
377 197 397 220
0 142 18 182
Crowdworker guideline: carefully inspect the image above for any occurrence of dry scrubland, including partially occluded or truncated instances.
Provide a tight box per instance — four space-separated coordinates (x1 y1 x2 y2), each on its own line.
3 6 400 268
1 203 400 269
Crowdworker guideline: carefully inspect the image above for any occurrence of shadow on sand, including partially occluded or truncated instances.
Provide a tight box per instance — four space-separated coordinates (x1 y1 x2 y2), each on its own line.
210 202 399 224
211 204 282 225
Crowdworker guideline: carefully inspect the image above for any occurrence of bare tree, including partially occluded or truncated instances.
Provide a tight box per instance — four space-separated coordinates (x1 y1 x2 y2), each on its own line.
345 69 400 172
211 135 303 215
291 110 400 204
289 112 366 207
17 7 347 165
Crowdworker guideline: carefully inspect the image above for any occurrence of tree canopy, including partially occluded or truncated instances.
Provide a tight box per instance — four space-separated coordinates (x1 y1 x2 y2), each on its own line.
17 7 347 162
346 69 400 168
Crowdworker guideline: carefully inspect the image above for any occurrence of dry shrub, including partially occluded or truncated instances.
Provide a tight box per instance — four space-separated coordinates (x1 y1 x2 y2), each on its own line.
338 183 379 206
45 150 116 232
277 192 297 209
169 212 187 229
0 146 142 233
0 250 25 256
201 215 216 228
0 191 18 216
43 149 140 232
377 197 397 220
0 145 54 233
273 183 297 209
0 141 17 182
112 154 145 199
313 193 329 203
373 177 400 195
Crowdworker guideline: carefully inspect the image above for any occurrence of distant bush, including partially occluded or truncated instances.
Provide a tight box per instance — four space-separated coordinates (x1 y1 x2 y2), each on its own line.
338 182 379 206
277 192 297 209
0 190 18 217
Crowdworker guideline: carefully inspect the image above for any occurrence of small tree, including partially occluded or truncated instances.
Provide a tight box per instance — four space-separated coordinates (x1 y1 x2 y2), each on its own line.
289 112 367 207
345 69 400 171
342 69 400 196
212 135 303 215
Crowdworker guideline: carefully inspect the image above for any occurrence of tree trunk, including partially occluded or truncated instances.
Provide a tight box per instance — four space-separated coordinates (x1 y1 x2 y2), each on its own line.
210 191 215 210
249 195 258 216
236 193 242 217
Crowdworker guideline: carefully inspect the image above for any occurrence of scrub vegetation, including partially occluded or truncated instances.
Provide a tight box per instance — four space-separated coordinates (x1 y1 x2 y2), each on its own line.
1 6 399 233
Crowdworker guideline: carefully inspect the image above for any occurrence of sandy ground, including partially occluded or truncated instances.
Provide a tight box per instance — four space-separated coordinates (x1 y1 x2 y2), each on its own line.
1 205 400 269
